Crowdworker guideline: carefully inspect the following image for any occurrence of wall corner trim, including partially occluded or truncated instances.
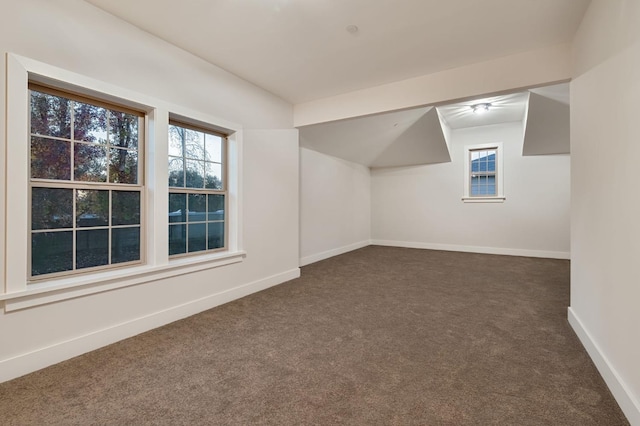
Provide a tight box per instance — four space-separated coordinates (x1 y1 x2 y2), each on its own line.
0 268 300 384
300 241 371 267
568 307 640 425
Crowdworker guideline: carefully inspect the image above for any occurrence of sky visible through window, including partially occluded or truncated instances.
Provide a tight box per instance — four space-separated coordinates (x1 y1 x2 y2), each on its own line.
168 123 225 256
470 149 496 196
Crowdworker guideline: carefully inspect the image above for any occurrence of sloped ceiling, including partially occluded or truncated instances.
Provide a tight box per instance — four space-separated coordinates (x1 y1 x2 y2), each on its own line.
299 107 448 167
299 83 570 167
84 0 590 104
530 83 570 105
370 109 450 168
523 90 570 155
82 0 578 162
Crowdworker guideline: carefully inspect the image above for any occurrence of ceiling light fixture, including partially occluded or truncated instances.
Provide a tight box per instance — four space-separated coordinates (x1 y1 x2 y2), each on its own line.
471 103 491 114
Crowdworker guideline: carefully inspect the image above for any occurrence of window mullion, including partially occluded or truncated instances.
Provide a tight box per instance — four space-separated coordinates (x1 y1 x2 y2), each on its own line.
108 189 112 265
106 109 111 184
70 101 76 184
72 189 77 271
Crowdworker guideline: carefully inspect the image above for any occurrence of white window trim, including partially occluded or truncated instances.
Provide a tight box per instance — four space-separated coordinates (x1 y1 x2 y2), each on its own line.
2 53 244 311
462 142 505 203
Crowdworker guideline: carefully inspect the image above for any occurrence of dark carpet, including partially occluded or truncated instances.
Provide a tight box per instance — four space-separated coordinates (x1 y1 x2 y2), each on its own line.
0 246 629 425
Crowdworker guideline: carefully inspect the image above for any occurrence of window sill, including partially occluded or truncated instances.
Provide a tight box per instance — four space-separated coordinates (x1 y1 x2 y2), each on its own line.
462 196 506 203
0 250 246 312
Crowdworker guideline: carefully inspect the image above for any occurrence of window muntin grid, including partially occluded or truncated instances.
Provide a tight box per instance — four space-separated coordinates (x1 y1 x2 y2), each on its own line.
469 148 497 197
28 85 144 280
168 121 227 256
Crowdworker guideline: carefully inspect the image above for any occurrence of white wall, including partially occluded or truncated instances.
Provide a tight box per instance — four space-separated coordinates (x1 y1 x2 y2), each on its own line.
299 148 370 266
371 122 570 259
0 0 298 382
569 1 640 423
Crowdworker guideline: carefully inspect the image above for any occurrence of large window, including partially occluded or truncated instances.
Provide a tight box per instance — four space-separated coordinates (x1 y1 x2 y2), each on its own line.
168 121 226 256
29 85 143 279
4 55 243 310
463 143 505 203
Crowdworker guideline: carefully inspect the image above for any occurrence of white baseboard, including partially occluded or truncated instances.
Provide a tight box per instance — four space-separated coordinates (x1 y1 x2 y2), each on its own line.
568 307 639 425
371 239 570 260
300 240 371 266
0 268 300 384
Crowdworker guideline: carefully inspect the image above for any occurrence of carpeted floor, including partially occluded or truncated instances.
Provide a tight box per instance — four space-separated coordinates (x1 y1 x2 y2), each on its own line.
0 246 629 425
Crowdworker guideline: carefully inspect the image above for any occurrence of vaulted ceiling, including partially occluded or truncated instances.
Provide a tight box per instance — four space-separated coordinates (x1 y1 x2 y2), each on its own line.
84 0 590 104
299 83 570 168
83 1 580 167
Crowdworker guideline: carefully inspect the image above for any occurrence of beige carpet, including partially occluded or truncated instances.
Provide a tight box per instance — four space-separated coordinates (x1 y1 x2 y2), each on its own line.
0 246 629 425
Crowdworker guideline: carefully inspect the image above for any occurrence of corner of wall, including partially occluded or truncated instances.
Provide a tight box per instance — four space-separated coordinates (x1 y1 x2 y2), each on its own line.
568 308 640 425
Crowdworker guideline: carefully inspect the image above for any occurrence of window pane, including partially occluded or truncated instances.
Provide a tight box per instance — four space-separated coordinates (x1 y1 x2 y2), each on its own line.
32 187 73 230
31 137 71 180
74 143 107 182
76 229 109 269
208 222 224 250
112 227 140 264
168 125 184 157
168 157 184 187
31 231 73 276
30 91 71 139
487 175 496 196
188 223 206 252
188 193 206 222
205 134 222 163
169 224 186 255
205 162 223 189
109 110 138 149
471 176 480 196
112 191 140 225
76 189 109 227
74 102 107 143
185 159 205 188
208 194 225 220
169 193 186 223
109 148 138 184
184 129 205 160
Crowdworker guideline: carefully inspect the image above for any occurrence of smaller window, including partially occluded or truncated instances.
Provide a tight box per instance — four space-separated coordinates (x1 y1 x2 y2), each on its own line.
168 120 227 257
470 148 496 196
463 143 505 203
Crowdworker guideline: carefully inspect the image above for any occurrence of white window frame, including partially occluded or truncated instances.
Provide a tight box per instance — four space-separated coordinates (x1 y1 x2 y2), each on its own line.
167 119 228 257
1 53 244 311
462 142 505 203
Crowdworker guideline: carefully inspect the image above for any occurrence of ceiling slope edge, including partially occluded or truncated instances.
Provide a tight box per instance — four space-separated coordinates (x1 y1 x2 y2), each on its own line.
523 92 570 156
370 108 451 168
